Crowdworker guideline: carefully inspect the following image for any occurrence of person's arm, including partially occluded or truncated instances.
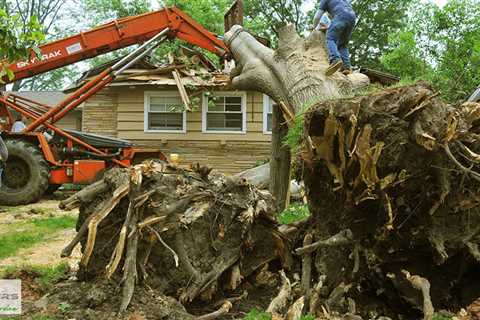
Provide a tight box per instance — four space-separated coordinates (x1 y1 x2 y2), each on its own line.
311 0 328 30
312 9 325 30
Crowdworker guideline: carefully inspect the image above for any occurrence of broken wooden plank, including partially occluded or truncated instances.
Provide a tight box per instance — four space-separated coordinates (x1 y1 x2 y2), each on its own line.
168 53 192 112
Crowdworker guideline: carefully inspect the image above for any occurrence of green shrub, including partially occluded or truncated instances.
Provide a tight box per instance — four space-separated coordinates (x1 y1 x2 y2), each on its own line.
278 203 310 224
244 309 271 320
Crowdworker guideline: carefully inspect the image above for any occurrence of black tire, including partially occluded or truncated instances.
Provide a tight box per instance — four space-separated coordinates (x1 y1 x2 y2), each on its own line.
0 140 50 205
45 184 61 195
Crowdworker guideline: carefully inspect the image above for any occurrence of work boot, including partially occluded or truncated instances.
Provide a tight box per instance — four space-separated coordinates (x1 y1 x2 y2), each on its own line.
326 60 343 76
342 66 352 75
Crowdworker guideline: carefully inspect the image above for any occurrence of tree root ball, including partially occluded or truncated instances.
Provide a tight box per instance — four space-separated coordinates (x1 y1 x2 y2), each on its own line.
301 81 480 317
67 162 288 312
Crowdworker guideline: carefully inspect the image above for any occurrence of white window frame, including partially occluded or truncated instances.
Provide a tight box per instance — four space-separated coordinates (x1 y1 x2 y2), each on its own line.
202 91 247 134
144 91 187 133
263 94 275 135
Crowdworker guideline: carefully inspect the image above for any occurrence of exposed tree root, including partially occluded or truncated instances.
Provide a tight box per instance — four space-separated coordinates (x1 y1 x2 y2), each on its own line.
64 161 283 313
267 270 292 316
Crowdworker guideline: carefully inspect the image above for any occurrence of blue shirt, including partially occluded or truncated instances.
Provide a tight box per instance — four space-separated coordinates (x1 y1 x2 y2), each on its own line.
319 0 356 21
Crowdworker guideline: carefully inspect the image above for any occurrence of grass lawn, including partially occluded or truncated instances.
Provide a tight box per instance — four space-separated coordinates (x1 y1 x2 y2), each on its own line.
0 215 76 260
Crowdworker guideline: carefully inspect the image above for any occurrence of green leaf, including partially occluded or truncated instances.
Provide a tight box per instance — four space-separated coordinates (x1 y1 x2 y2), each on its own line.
6 67 14 81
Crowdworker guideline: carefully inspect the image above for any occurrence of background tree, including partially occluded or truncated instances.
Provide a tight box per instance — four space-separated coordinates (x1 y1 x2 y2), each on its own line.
0 0 74 91
81 0 151 26
76 0 153 69
243 0 307 45
349 0 414 68
0 7 44 84
381 0 480 102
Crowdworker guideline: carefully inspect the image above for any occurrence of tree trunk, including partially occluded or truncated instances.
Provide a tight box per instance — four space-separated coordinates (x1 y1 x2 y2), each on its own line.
225 25 369 113
270 106 291 212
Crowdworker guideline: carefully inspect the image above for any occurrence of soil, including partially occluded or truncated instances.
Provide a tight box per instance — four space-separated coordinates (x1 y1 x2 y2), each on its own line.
18 267 281 320
0 229 81 269
0 197 80 270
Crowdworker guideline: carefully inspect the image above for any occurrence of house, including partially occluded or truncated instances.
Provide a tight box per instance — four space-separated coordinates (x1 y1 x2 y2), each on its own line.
9 91 82 131
70 53 275 174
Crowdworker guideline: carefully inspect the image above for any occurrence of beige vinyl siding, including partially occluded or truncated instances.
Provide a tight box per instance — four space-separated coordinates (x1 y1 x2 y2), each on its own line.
131 140 270 175
82 89 117 137
56 110 82 130
115 87 268 142
83 86 271 173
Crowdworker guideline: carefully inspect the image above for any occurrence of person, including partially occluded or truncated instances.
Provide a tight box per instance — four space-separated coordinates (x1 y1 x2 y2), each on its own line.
11 115 27 133
312 0 357 76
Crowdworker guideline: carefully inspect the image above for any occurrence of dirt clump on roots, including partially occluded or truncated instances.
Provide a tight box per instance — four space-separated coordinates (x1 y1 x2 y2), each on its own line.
57 161 288 319
297 81 480 319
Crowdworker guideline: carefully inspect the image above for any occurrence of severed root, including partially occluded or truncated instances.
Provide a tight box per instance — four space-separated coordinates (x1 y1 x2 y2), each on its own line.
295 230 353 255
310 275 326 315
326 282 352 311
402 270 434 320
267 270 292 316
61 213 93 258
196 301 233 320
81 182 129 266
301 233 313 314
119 168 143 313
286 296 305 320
119 213 139 313
61 183 117 258
301 234 313 294
59 180 108 210
147 225 179 267
443 144 480 182
466 242 480 263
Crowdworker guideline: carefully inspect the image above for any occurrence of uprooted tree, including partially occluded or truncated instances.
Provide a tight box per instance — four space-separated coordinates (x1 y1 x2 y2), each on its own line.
58 24 480 319
226 25 480 318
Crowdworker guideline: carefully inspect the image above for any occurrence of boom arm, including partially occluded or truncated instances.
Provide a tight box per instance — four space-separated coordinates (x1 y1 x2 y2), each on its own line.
3 7 229 83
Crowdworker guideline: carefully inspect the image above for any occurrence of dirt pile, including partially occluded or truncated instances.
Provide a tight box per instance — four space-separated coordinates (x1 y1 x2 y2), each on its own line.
298 81 480 318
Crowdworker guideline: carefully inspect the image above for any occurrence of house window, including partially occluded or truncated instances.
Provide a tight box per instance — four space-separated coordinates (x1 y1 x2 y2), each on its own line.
203 92 246 133
263 95 276 134
144 92 186 132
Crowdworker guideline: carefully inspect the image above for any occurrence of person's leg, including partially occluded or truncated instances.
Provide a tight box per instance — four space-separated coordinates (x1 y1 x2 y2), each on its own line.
326 19 343 63
325 19 344 75
337 21 354 71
